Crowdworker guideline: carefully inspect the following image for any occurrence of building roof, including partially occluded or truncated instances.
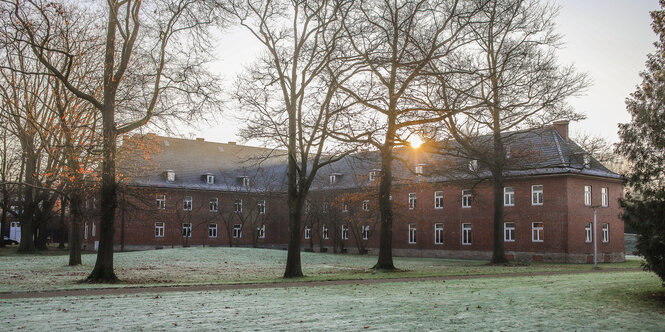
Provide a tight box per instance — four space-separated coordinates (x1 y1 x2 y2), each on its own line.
120 125 620 193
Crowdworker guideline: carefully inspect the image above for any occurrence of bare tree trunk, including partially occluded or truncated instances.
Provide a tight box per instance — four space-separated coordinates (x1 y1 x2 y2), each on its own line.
18 142 37 253
490 129 508 264
375 122 396 270
69 192 82 265
58 197 66 249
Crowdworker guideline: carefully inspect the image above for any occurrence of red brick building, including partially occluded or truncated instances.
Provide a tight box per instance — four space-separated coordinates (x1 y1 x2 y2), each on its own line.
83 122 624 263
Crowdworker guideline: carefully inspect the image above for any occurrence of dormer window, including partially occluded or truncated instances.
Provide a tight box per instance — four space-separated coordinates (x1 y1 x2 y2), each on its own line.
415 164 425 175
468 160 478 172
238 176 250 187
583 154 591 168
369 170 379 181
206 174 215 185
166 170 175 182
330 173 342 185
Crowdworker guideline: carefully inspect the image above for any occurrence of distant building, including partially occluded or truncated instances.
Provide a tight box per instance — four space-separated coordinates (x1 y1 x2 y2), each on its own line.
84 122 624 263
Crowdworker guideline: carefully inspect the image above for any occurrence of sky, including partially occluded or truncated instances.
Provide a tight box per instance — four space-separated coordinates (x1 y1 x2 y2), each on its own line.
188 0 661 145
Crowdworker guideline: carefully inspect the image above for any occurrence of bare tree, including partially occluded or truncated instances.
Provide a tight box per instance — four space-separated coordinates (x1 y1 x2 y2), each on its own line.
227 0 354 278
432 0 588 263
2 0 223 281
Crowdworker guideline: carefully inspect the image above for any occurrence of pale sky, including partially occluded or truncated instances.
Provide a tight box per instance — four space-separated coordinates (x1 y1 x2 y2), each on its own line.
189 0 661 145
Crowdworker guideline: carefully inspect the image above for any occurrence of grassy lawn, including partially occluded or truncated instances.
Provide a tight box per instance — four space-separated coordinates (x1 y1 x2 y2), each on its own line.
0 246 642 292
0 271 662 330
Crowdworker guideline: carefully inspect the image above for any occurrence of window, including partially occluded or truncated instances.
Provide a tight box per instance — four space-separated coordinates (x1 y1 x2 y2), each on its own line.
91 223 96 237
583 154 591 168
469 159 478 171
362 225 370 240
156 194 166 210
329 174 338 185
239 176 250 187
408 193 416 210
155 222 165 237
369 170 378 181
601 187 609 207
233 224 242 238
414 164 424 175
462 223 472 245
304 226 311 239
584 186 592 206
206 174 215 184
322 226 329 239
209 224 218 238
258 200 266 214
434 191 443 209
341 225 349 240
531 185 543 205
362 200 369 211
462 190 472 208
183 196 192 211
585 223 592 243
234 199 243 213
434 223 443 244
305 201 311 214
209 198 218 212
602 223 609 243
532 222 544 242
322 201 329 212
84 222 88 240
257 225 265 239
408 224 416 244
166 170 175 182
343 202 349 212
504 187 515 206
182 223 192 238
504 222 515 242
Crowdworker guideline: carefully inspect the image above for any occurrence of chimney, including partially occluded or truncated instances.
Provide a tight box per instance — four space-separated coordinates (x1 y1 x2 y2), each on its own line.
196 138 205 142
553 120 569 142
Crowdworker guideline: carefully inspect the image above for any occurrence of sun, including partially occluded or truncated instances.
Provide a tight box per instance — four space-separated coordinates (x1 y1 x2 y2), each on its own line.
409 135 424 149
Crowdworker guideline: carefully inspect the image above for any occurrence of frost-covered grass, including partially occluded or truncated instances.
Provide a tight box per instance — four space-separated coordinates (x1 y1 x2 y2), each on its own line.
1 271 662 330
0 247 641 292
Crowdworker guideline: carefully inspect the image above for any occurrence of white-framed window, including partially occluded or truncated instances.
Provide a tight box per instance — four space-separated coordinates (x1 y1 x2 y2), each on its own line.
504 222 515 242
183 196 192 211
341 225 349 240
233 224 242 238
166 170 175 182
91 223 96 237
462 190 472 208
156 194 166 210
258 200 266 214
583 154 591 168
305 201 311 214
182 223 192 238
408 193 416 210
206 174 215 184
369 170 378 181
322 226 329 239
532 222 544 242
209 223 218 238
434 191 443 209
462 223 472 245
239 176 250 187
329 174 338 185
155 222 165 237
257 225 265 239
408 223 416 244
469 159 478 171
584 185 592 206
234 199 242 213
362 225 369 240
601 187 609 207
322 201 329 213
531 185 543 205
434 223 443 244
602 223 609 243
343 202 349 212
585 223 592 243
209 198 218 212
362 200 369 211
84 222 88 240
414 164 424 175
504 187 515 206
304 226 311 239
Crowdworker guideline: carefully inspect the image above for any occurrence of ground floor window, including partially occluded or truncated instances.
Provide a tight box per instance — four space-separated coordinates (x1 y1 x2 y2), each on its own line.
257 225 265 239
322 226 329 239
233 224 242 238
182 223 192 238
585 223 592 243
504 222 515 242
462 223 472 245
362 225 369 240
155 222 165 237
532 222 544 242
602 223 609 243
304 226 311 239
209 223 218 238
341 225 349 240
408 223 416 244
434 223 443 244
